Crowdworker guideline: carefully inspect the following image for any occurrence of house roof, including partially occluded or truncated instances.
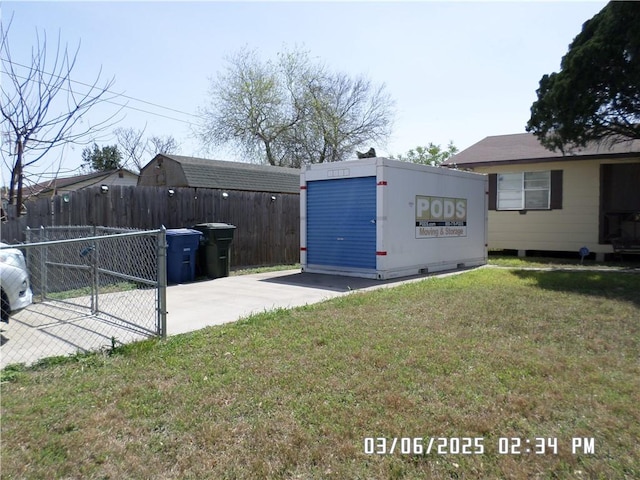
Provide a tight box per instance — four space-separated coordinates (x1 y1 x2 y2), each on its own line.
25 169 138 197
443 133 640 168
160 155 301 194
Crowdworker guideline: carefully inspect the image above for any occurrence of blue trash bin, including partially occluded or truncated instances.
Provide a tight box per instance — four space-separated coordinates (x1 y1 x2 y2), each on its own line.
165 229 203 284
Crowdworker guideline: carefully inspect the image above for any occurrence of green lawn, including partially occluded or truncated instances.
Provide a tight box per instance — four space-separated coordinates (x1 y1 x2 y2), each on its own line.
488 253 640 269
230 263 300 276
1 268 639 479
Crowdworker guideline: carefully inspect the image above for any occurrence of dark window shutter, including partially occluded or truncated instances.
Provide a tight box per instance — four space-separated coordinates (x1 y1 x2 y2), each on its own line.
550 170 563 209
488 173 497 210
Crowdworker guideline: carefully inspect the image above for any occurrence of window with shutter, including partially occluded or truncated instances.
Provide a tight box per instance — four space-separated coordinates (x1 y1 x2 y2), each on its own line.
488 170 562 211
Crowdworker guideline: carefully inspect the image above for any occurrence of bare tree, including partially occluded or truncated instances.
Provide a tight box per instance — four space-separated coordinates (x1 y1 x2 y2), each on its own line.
114 127 180 172
114 126 147 172
196 47 394 167
1 17 121 215
147 135 179 157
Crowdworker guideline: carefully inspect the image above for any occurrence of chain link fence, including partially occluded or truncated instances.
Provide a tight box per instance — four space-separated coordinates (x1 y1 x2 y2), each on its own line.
1 226 167 369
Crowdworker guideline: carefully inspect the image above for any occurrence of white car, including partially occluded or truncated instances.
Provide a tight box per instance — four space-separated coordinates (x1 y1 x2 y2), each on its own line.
0 242 33 323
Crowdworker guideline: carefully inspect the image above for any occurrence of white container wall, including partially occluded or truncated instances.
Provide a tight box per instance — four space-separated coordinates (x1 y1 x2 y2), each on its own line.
300 158 488 279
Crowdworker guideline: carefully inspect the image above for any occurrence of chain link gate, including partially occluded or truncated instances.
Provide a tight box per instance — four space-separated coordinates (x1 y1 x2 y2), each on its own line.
0 226 167 369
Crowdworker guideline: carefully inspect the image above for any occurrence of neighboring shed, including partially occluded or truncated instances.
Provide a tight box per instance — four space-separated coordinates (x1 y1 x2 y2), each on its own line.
138 154 300 194
25 169 139 199
443 133 640 260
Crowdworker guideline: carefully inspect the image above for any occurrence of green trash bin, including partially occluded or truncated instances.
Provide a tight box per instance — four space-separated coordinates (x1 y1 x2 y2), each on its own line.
192 223 236 279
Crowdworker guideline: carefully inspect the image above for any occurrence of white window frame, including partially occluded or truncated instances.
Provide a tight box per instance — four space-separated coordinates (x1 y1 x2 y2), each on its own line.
497 171 551 210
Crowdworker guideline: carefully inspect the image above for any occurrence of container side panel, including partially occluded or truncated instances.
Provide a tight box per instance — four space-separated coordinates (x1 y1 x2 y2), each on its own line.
307 177 376 269
380 165 487 270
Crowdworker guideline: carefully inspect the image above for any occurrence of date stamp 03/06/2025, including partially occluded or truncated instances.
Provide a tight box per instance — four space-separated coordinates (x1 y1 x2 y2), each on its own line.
364 437 596 456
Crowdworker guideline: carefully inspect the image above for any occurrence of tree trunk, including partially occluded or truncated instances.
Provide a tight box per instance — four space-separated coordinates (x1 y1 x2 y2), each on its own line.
263 140 276 166
15 139 24 217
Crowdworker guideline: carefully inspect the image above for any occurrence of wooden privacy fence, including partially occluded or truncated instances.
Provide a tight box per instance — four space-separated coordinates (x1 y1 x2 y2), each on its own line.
1 186 301 268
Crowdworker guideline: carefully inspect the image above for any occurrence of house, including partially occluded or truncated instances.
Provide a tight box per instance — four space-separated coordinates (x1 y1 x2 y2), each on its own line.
138 154 300 194
443 133 640 260
25 168 139 198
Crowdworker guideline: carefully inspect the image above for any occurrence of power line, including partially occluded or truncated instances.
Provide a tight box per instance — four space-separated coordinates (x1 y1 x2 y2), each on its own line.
1 57 205 125
4 69 201 128
103 98 198 127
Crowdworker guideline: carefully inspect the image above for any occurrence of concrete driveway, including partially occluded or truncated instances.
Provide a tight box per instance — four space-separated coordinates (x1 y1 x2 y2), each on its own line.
1 267 472 368
1 289 158 369
166 268 467 335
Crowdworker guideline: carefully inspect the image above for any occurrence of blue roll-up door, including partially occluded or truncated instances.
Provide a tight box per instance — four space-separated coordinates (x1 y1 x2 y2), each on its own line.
307 176 377 269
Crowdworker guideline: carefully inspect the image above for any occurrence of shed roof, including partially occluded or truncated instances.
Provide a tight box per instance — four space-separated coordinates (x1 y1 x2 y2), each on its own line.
443 133 640 168
160 155 300 194
24 169 138 197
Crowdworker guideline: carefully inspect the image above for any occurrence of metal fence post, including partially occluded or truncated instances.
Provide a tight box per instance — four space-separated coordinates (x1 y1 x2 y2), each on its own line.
92 226 98 315
25 225 31 266
40 226 48 300
157 226 168 338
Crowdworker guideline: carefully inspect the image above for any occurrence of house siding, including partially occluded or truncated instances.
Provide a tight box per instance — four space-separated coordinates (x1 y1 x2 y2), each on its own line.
473 157 640 254
79 172 139 190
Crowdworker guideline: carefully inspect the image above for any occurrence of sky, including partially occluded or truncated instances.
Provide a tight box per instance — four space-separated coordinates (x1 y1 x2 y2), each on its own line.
1 0 608 185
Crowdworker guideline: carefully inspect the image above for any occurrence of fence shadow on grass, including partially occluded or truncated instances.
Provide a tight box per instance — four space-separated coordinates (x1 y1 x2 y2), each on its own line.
510 269 640 307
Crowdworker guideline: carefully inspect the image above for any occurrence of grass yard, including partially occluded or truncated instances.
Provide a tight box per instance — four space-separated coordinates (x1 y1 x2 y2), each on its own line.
230 263 300 276
1 268 639 479
488 253 640 270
